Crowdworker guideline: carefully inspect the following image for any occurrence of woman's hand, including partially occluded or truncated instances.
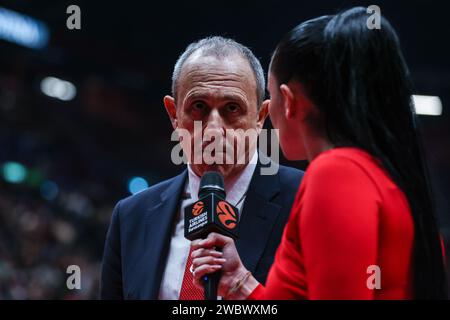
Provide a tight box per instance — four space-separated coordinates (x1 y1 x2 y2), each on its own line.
190 232 258 299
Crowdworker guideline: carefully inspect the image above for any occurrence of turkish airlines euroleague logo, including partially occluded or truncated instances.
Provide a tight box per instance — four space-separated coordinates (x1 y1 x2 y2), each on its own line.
192 201 204 216
216 201 237 229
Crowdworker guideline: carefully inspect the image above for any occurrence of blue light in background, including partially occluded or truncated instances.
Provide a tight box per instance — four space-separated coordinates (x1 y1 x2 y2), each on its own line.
0 6 49 49
40 180 59 201
128 177 149 195
2 162 27 184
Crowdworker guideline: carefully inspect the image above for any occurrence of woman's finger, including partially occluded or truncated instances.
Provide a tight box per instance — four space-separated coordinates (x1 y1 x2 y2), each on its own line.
193 264 222 287
192 256 226 270
191 232 233 251
191 248 223 260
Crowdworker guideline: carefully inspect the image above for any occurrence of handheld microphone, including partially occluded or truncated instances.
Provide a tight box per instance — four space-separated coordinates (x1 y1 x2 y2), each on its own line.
184 171 239 300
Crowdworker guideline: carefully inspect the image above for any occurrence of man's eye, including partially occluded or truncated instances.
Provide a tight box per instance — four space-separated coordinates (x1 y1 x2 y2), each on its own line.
193 102 206 111
226 104 239 113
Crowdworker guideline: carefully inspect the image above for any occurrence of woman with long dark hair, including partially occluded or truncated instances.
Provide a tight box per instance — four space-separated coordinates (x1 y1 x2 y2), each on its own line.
190 7 447 299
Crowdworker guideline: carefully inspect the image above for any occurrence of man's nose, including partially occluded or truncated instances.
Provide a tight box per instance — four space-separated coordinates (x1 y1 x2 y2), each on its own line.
204 109 225 135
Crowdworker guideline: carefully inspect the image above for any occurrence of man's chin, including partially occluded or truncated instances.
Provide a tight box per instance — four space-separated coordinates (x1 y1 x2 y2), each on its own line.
191 163 242 179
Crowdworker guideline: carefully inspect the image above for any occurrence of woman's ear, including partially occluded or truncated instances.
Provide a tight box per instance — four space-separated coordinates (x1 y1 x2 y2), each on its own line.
281 82 314 122
279 84 295 119
163 95 178 130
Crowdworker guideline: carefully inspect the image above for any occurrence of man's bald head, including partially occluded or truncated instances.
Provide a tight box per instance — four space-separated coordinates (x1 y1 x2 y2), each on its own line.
171 36 265 107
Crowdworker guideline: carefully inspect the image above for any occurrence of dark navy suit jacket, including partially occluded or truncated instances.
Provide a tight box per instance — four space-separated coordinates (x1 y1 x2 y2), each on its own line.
100 159 303 299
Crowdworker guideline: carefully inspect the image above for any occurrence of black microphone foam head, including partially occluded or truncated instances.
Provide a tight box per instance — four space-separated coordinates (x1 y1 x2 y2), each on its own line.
184 171 238 241
199 171 226 199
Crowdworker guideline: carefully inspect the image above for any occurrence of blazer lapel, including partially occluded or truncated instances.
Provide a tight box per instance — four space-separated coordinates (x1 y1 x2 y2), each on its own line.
133 170 187 299
235 156 282 274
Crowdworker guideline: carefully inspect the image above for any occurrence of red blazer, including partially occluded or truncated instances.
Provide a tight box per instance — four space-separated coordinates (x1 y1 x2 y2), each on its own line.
249 147 414 300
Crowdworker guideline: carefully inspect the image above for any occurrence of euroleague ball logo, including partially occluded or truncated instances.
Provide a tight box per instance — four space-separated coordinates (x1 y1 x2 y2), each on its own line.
192 201 204 216
216 201 237 229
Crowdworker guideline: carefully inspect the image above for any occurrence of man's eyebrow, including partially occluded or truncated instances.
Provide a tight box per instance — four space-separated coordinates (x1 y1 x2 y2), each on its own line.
186 93 246 103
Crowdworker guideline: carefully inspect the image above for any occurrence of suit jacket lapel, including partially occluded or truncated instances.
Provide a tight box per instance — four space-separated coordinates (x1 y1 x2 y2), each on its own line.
134 170 187 299
235 156 282 275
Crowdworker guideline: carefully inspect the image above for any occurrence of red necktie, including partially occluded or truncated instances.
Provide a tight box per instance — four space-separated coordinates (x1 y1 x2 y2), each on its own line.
179 246 204 300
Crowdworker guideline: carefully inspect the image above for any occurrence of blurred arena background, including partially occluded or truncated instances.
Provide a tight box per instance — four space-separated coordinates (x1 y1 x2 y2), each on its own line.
0 0 449 299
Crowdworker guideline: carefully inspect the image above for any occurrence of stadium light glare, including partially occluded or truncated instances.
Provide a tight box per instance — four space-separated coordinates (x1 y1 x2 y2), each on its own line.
0 6 49 49
413 95 443 116
41 76 77 101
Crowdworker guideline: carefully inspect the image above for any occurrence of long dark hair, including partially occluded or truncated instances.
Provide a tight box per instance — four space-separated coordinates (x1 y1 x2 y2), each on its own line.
270 7 447 299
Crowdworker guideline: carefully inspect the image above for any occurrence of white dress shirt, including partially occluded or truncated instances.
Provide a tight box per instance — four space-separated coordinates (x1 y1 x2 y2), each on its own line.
158 151 258 300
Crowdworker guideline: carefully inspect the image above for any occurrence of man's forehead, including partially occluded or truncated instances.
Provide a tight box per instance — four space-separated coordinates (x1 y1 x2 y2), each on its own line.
182 53 252 77
173 50 260 106
179 54 256 91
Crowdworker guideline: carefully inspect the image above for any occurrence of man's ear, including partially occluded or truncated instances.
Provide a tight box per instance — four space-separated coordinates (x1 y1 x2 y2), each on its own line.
163 95 178 130
279 84 295 120
256 99 270 130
